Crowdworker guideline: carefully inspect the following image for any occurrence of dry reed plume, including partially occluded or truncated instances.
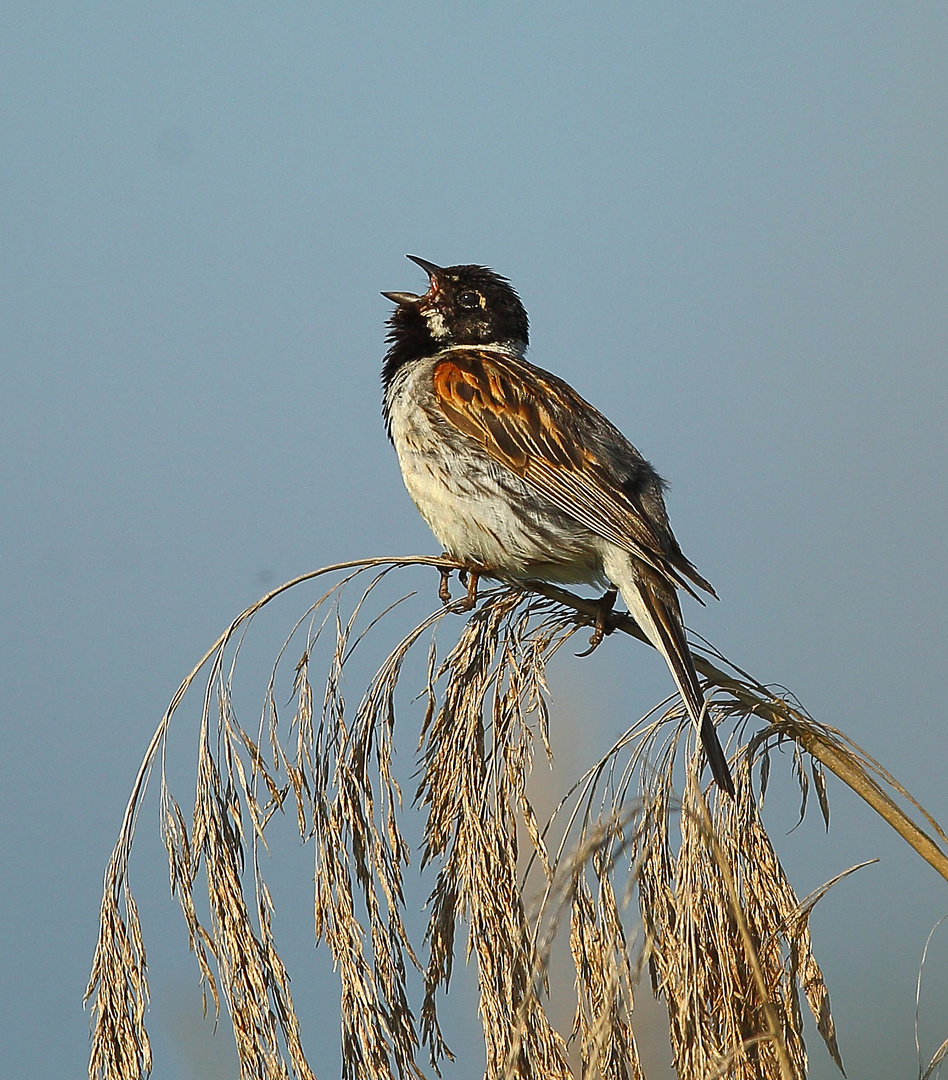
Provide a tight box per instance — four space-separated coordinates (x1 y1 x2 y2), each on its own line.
86 556 948 1080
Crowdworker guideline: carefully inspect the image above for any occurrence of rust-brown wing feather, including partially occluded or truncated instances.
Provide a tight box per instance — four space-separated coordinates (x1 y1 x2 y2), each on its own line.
430 348 714 599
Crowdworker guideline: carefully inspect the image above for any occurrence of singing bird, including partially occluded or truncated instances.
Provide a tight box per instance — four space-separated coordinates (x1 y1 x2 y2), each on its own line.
381 256 733 795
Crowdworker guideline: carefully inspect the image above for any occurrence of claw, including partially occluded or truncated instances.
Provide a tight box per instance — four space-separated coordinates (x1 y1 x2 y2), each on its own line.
576 587 618 657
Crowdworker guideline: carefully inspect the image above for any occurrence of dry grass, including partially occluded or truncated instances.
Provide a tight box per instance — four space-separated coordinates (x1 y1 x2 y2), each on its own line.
86 556 948 1080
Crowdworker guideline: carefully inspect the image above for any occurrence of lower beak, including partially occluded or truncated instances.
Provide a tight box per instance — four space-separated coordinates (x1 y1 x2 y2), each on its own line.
381 290 422 305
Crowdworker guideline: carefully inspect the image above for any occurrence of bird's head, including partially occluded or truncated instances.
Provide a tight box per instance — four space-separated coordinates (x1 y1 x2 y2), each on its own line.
383 256 529 355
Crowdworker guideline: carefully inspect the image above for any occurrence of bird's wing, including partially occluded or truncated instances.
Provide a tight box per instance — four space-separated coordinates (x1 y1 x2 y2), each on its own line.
430 349 713 598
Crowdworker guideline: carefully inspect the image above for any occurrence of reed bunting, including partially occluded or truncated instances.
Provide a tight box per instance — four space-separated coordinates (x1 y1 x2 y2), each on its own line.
381 256 733 795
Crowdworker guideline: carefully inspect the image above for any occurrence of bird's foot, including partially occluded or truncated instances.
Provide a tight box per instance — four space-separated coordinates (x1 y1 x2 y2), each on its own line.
576 587 618 657
456 568 480 612
437 559 481 612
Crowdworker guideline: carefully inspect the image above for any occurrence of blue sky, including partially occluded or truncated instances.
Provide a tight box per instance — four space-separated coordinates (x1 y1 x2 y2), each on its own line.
2 4 947 1077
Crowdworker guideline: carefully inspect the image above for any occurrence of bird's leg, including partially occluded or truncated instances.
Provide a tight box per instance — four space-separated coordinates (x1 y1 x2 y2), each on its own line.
455 569 481 612
437 559 481 611
438 565 453 605
576 587 618 656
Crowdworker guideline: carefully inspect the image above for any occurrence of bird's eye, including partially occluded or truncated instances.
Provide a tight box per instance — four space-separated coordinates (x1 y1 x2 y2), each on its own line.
457 290 481 309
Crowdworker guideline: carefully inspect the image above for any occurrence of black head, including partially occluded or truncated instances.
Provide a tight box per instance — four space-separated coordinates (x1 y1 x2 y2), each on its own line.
382 257 529 365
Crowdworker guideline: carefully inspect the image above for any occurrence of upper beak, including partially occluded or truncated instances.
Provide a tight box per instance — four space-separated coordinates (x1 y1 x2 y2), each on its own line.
406 255 444 277
381 255 445 305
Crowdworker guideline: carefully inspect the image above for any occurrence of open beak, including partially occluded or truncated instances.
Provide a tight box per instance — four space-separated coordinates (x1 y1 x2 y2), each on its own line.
381 255 445 305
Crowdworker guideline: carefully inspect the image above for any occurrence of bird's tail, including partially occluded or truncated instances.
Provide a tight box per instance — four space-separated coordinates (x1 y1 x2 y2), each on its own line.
607 557 735 797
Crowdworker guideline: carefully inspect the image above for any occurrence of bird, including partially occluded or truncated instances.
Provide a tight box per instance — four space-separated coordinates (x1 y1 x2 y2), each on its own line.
381 256 733 796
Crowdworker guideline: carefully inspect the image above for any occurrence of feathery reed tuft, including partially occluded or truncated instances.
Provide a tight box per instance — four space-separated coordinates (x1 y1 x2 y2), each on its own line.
87 556 948 1079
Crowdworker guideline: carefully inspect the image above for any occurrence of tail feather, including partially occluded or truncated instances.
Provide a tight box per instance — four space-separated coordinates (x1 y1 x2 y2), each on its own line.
608 557 734 797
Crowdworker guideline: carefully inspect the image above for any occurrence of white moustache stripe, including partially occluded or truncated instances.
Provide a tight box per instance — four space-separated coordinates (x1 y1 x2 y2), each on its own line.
424 309 450 340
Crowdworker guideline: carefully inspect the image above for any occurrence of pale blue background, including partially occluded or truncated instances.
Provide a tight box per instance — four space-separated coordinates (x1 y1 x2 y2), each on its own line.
2 4 947 1077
